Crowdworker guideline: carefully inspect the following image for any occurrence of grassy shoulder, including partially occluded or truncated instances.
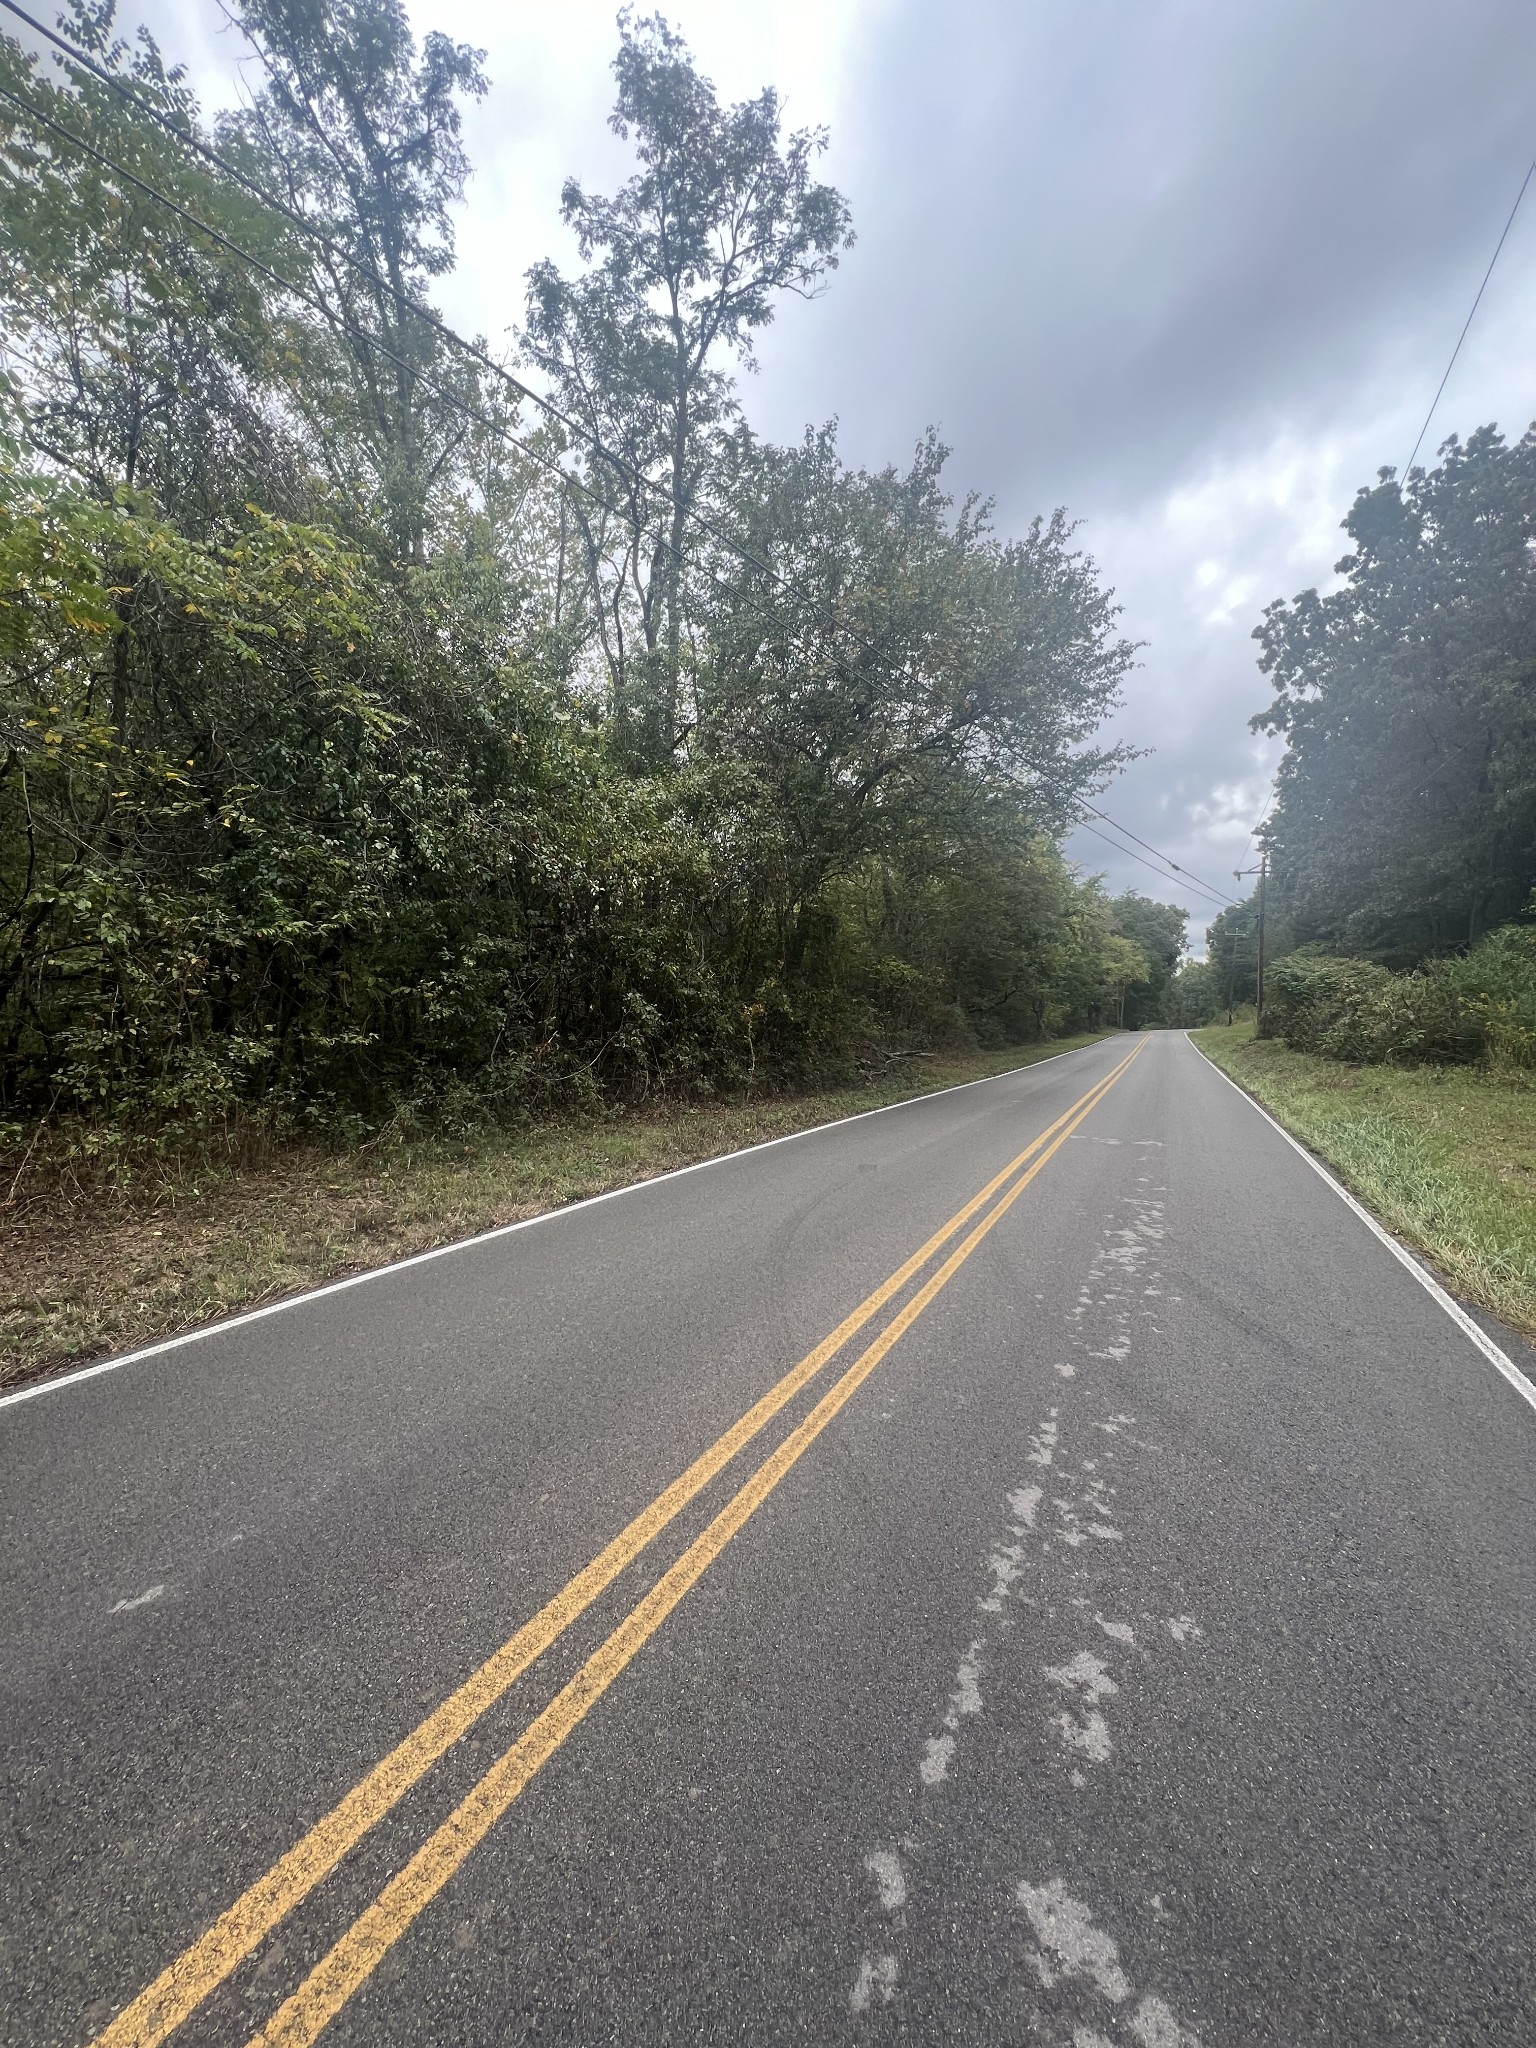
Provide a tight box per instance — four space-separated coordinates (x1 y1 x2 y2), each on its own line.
1192 1022 1536 1340
1 1035 1113 1394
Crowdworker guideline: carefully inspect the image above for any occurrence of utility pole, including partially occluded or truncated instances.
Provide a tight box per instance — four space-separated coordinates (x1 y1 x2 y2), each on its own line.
1233 854 1269 1028
1256 852 1268 1025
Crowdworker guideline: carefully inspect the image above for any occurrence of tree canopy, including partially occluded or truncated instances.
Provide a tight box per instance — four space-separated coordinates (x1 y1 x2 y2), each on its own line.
1254 426 1536 963
0 2 1169 1145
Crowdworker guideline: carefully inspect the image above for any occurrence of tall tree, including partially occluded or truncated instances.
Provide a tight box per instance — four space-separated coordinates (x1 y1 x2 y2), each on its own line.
1108 891 1186 1027
1254 426 1536 960
700 427 1137 913
523 12 852 757
0 4 291 522
221 0 487 564
0 0 1146 1135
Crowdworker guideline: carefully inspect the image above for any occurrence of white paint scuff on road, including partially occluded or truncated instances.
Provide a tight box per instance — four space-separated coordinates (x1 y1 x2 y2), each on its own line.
919 1734 955 1787
865 1848 907 1912
1044 1649 1118 1703
949 1643 984 1721
921 1635 987 1785
109 1584 164 1614
1016 1877 1204 2044
1043 1641 1119 1768
1008 1484 1042 1530
850 1952 898 2014
842 1141 1216 2040
1130 1993 1205 2046
1017 1877 1131 2000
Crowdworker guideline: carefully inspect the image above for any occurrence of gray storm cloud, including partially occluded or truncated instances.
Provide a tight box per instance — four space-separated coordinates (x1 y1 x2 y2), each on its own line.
749 0 1536 945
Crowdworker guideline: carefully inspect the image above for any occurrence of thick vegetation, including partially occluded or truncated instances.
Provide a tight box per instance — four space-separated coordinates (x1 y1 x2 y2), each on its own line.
1255 428 1536 963
0 3 1166 1159
1259 930 1536 1070
1170 426 1536 1063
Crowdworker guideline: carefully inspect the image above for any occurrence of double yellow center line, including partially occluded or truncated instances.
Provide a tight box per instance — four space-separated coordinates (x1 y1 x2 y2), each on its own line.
95 1039 1144 2048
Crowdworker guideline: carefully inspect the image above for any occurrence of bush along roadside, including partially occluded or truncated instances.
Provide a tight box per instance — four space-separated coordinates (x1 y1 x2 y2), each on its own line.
1258 923 1536 1070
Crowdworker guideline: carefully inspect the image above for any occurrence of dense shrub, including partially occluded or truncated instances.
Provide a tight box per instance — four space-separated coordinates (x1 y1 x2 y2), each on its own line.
1259 928 1536 1069
1441 923 1536 1070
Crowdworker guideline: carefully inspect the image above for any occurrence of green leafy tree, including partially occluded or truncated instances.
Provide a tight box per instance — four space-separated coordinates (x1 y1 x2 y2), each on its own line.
0 2 1147 1142
523 12 852 756
1107 890 1185 1026
700 426 1137 916
1255 426 1536 960
221 0 488 563
0 6 293 521
1099 933 1150 1028
1161 958 1222 1027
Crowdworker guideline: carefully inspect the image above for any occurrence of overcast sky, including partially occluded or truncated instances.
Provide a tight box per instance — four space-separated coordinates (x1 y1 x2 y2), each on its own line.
150 0 1536 953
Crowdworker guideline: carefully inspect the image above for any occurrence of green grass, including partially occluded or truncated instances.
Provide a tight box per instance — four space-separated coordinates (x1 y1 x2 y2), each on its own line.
1193 1022 1536 1339
0 1035 1113 1393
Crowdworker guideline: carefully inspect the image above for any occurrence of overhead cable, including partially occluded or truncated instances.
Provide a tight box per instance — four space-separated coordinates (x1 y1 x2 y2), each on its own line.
1074 800 1235 904
1402 156 1535 480
1070 819 1234 910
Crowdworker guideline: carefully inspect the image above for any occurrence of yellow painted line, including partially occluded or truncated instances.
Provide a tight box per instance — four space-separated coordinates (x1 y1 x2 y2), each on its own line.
248 1040 1144 2048
91 1042 1139 2048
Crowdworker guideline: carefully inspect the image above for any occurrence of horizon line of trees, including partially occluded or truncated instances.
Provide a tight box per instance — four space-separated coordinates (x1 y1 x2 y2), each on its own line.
0 0 1184 1149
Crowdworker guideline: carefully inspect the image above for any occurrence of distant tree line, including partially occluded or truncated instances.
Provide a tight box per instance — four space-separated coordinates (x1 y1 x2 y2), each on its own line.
0 2 1179 1145
1165 424 1536 1062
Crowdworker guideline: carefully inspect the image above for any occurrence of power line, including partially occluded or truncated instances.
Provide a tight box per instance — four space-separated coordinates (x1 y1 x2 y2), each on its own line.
1237 778 1277 870
0 81 609 510
1071 818 1234 910
0 68 807 642
1074 800 1235 904
1218 159 1536 914
0 0 794 595
0 0 611 461
0 23 1215 890
1402 156 1535 481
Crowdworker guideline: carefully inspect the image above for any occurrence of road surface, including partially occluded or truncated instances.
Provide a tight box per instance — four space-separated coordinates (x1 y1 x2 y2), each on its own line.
3 1030 1533 2047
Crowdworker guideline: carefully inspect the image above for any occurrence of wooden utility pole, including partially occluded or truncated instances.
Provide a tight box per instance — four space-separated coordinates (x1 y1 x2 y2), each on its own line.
1255 852 1268 1026
1234 856 1269 1026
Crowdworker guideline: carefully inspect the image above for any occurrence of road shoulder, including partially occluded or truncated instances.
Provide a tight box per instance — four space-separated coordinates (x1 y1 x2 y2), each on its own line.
1189 1022 1536 1390
1 1035 1115 1399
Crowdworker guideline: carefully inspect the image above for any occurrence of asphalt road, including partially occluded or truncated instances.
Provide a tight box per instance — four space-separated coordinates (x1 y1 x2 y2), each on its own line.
3 1030 1534 2048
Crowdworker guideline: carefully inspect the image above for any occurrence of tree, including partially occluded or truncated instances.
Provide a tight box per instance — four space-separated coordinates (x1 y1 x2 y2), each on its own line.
1107 890 1185 1027
1100 933 1150 1029
1161 958 1222 1027
0 3 1147 1138
0 5 293 523
221 0 488 564
523 12 852 757
1254 426 1536 962
699 425 1137 919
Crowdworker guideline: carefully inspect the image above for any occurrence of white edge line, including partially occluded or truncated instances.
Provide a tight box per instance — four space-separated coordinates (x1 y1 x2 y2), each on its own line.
1186 1032 1536 1418
0 1036 1121 1413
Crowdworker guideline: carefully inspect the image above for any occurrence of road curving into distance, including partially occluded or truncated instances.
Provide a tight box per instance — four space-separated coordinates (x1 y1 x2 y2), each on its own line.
3 1030 1533 2046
